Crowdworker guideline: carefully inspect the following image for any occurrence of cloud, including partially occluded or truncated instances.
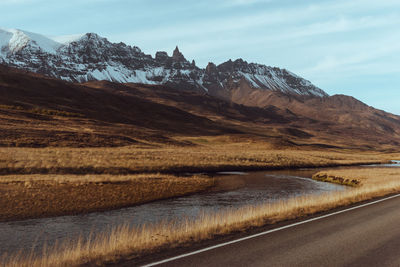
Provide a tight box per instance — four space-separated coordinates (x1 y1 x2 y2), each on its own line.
109 0 400 45
301 33 400 75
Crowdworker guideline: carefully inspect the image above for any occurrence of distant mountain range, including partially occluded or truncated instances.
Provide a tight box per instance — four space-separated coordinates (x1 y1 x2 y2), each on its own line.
0 28 327 99
1 65 400 150
1 28 400 150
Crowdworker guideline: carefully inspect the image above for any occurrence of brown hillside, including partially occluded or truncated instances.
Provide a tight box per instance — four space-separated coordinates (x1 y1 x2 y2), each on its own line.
1 65 400 150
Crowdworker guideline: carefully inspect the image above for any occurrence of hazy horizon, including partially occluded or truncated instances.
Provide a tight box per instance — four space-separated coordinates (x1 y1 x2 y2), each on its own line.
0 0 399 114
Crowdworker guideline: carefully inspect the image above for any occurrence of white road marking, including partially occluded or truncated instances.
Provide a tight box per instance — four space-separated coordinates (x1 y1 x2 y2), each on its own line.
142 193 400 266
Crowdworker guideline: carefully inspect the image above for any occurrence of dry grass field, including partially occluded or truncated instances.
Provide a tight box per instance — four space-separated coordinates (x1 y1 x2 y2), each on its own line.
0 140 390 175
0 142 392 221
1 144 399 266
3 167 400 267
313 167 400 187
0 174 213 222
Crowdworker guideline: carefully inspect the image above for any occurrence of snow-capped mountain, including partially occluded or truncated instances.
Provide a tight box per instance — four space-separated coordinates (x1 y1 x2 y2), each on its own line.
0 28 328 98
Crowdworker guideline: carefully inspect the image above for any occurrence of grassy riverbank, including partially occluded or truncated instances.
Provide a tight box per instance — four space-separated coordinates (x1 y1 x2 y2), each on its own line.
2 160 400 266
0 144 390 175
0 174 214 222
313 167 400 188
0 144 390 221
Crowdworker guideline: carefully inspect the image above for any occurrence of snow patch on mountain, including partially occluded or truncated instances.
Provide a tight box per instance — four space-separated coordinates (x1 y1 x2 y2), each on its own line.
0 28 61 55
0 28 328 98
52 33 87 44
0 29 12 54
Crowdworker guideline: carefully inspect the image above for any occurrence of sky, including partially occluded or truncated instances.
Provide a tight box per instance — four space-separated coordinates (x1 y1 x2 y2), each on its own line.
0 0 399 114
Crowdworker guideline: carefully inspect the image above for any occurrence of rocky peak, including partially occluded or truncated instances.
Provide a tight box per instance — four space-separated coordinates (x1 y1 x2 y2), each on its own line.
233 59 250 71
155 51 169 62
217 58 252 73
84 32 99 39
0 28 328 98
73 33 107 47
217 59 234 73
172 46 186 62
204 62 219 83
206 62 217 74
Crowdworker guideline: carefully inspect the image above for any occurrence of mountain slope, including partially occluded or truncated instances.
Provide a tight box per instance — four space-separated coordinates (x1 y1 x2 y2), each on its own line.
0 28 327 98
1 29 399 150
1 65 400 150
0 65 241 147
231 87 400 136
229 87 400 147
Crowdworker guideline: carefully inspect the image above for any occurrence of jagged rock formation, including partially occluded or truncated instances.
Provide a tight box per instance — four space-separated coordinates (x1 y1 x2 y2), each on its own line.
0 28 328 98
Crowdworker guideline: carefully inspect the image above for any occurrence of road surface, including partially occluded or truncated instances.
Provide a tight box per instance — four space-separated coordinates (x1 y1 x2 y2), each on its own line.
144 194 400 267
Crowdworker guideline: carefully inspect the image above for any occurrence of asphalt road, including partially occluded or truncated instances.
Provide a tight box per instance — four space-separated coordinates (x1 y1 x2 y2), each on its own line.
146 195 400 267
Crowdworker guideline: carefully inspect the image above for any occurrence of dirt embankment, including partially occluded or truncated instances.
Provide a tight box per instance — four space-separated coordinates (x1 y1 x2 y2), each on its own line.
0 175 214 222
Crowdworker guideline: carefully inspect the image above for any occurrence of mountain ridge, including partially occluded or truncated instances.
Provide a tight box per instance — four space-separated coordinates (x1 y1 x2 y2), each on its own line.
0 28 327 98
1 64 400 150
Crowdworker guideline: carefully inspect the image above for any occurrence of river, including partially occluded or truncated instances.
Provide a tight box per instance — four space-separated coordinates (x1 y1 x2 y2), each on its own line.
1 163 398 256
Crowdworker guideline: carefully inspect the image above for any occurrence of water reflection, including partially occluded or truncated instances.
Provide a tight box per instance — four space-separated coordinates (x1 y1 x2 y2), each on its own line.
362 160 400 167
0 170 345 256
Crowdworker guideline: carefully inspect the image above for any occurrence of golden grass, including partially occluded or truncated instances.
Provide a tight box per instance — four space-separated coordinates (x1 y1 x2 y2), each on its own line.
3 167 400 266
0 141 396 265
312 167 400 187
0 174 214 222
0 173 206 183
0 144 389 175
